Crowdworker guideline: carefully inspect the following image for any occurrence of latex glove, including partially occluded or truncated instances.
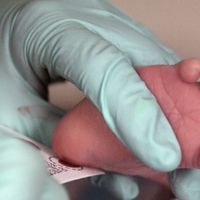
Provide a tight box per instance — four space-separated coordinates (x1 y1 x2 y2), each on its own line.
0 127 69 200
0 0 182 199
103 60 200 200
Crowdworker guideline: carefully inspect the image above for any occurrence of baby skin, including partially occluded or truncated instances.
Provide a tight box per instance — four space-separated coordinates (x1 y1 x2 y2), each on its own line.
52 58 200 188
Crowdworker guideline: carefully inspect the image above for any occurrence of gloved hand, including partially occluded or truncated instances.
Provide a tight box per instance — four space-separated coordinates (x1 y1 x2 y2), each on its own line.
0 0 183 199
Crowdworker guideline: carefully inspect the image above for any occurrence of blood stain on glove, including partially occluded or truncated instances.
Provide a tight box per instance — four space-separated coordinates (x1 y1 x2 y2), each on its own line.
18 106 31 115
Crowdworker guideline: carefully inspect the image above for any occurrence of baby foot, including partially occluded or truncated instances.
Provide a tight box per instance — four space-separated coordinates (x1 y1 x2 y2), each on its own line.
52 58 200 187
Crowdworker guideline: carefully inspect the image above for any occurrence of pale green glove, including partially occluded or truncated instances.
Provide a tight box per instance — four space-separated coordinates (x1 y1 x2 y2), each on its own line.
91 173 140 199
0 0 190 199
169 169 200 200
10 0 181 171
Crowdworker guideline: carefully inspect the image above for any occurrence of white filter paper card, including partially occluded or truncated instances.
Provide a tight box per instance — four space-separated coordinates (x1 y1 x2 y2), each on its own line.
0 125 104 184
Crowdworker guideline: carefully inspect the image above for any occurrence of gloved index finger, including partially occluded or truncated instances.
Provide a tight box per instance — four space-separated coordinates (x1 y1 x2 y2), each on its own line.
12 6 181 171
